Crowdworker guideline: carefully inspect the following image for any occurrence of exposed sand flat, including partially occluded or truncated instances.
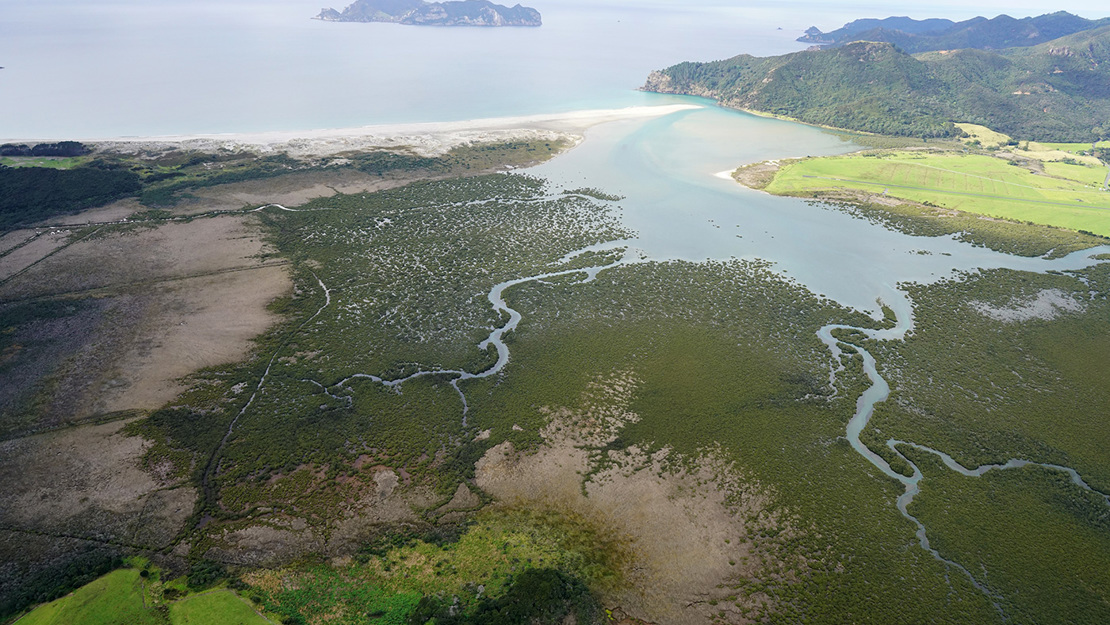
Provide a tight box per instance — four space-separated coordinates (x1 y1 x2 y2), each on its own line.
88 105 702 158
475 370 780 625
0 214 274 300
0 419 195 543
0 214 290 431
973 288 1085 322
95 263 290 414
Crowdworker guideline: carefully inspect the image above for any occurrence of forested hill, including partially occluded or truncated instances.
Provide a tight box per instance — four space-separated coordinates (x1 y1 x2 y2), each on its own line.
799 12 1110 53
642 25 1110 142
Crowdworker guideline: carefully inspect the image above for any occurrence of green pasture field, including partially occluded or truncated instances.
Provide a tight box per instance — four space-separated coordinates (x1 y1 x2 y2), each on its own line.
1029 140 1110 154
16 569 161 625
0 156 87 169
15 568 272 625
765 151 1110 236
168 591 270 625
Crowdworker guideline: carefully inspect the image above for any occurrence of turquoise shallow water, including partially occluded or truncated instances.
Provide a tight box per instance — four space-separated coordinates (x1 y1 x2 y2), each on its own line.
530 105 1110 316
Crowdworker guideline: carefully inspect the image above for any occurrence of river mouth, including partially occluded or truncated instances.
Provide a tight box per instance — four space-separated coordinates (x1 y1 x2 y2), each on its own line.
524 101 1110 614
529 102 1110 319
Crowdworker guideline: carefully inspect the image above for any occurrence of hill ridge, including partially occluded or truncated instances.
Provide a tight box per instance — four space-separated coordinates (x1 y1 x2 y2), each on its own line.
644 25 1110 142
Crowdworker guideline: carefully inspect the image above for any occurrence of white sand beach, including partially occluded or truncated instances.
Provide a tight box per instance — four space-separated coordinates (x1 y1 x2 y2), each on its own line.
89 104 702 158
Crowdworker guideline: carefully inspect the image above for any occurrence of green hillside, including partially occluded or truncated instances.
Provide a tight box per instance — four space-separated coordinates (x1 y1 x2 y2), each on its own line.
14 566 272 625
799 12 1110 54
644 26 1110 142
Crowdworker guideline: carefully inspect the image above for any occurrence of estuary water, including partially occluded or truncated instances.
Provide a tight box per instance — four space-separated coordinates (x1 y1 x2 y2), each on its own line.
531 106 1110 317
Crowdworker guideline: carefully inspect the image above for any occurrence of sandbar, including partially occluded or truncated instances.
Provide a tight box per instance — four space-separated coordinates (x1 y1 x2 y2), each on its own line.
89 104 703 158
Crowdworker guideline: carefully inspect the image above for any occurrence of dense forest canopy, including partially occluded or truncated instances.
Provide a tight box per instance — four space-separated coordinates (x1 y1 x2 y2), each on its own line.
645 25 1110 142
799 11 1110 53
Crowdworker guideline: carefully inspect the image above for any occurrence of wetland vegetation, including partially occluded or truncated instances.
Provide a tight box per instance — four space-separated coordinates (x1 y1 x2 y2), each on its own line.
5 121 1110 624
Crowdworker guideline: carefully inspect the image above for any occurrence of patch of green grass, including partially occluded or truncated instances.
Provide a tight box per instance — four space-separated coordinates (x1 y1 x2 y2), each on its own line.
14 565 275 625
1030 139 1110 154
254 568 419 625
0 156 87 169
168 590 270 625
1043 160 1110 187
766 150 1110 236
255 509 617 624
17 569 164 625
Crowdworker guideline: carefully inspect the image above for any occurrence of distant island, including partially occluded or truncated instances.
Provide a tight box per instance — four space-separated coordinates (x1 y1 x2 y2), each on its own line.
315 0 541 27
643 14 1110 142
798 11 1110 53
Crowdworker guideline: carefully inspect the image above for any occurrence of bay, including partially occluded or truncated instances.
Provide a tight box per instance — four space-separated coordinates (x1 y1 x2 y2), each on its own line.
4 0 1095 139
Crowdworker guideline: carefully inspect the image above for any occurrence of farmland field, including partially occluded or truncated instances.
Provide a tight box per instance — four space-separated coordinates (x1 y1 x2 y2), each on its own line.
17 569 160 625
764 151 1110 235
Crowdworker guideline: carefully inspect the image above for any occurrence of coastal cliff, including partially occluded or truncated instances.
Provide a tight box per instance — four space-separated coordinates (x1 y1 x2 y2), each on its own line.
315 0 541 27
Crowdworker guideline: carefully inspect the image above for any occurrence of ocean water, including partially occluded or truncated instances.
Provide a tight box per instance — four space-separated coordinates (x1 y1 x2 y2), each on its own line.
4 0 1098 139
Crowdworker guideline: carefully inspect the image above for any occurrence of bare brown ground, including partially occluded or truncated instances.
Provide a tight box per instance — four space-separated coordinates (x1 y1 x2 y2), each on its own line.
0 211 291 434
0 214 277 300
0 230 70 281
185 168 426 212
732 160 783 190
0 229 38 255
37 197 147 226
0 419 194 546
475 371 784 625
95 263 290 413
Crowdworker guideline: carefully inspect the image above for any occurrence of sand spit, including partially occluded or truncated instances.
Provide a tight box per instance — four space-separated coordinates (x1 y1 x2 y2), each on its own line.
87 105 702 159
